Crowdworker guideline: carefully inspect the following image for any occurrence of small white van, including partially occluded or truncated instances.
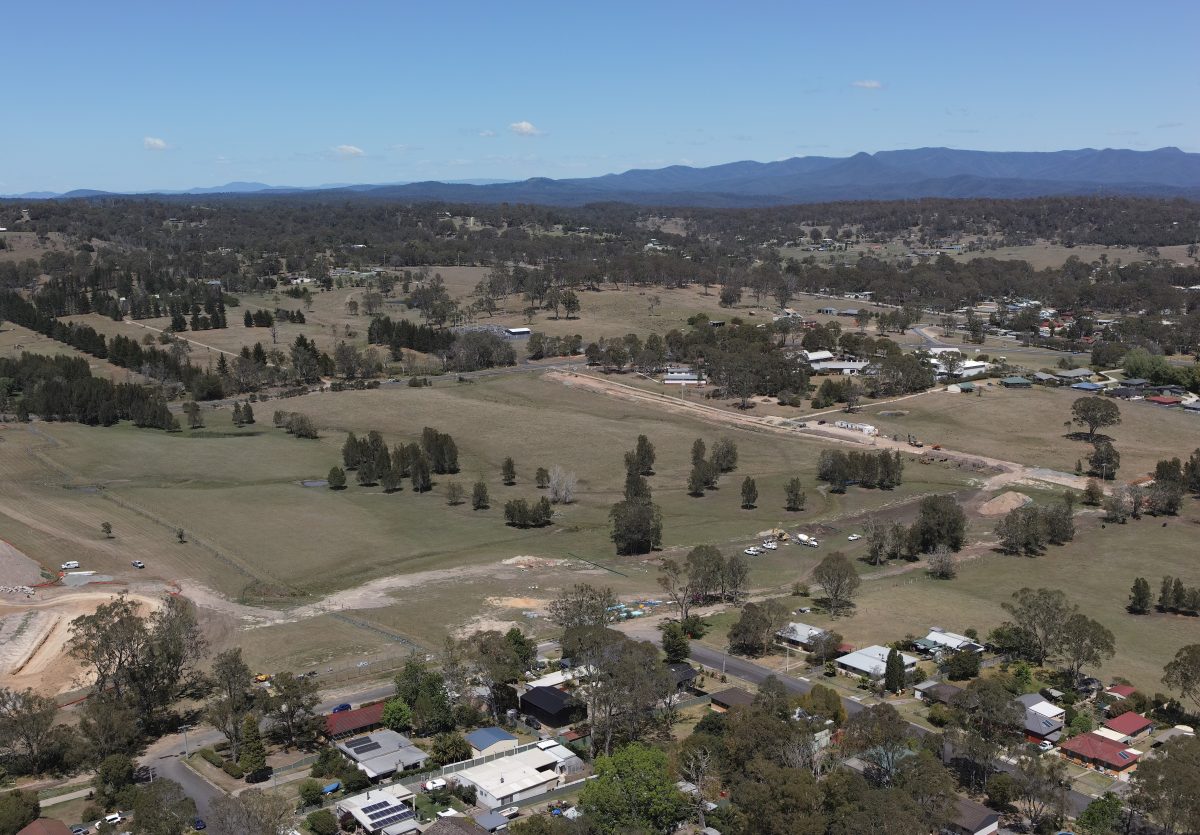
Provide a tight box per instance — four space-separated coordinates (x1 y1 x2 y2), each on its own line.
61 561 80 570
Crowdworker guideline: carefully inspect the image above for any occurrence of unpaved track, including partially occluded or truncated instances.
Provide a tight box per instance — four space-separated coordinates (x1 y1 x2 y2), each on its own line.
546 370 1092 493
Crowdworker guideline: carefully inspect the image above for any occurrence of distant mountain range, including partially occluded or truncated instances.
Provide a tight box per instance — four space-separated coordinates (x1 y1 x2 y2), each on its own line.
6 148 1200 206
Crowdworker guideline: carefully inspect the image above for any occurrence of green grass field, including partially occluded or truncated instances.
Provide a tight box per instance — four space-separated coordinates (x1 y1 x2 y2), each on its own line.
859 384 1199 479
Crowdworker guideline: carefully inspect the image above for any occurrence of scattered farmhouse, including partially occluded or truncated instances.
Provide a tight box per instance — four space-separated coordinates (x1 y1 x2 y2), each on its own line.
913 627 984 658
800 349 834 363
464 726 519 758
835 645 918 680
453 740 583 809
337 730 429 779
776 622 830 651
999 376 1032 388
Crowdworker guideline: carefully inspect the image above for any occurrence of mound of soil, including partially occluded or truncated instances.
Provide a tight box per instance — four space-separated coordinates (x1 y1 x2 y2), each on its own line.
979 491 1032 516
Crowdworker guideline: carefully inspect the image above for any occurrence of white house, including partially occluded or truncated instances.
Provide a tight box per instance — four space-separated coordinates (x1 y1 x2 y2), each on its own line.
836 645 918 680
913 628 984 656
505 327 532 337
833 420 878 436
801 349 834 363
663 367 703 385
453 741 582 809
776 622 829 650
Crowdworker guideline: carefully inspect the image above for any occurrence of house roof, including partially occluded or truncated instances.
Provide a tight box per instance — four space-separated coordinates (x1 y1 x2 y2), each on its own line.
952 796 1000 834
17 821 73 835
921 683 963 704
1071 381 1105 391
666 662 698 685
1000 376 1031 385
837 645 918 677
1032 371 1058 381
424 819 487 835
520 685 577 715
710 687 756 709
1057 368 1094 378
777 622 828 644
1104 711 1154 736
1122 378 1150 387
464 726 518 751
1106 684 1137 698
455 746 564 799
1060 732 1141 769
473 811 511 832
336 730 428 777
1146 395 1182 405
325 702 385 737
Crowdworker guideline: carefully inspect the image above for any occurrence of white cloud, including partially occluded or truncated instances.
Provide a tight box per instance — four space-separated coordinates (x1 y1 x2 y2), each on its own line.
479 129 496 138
851 80 883 89
143 136 168 151
215 154 230 164
334 144 364 157
509 121 542 137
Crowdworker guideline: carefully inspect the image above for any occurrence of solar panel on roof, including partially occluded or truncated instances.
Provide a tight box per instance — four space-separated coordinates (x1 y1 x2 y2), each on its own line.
347 736 376 748
361 800 390 814
374 809 414 828
368 804 401 820
352 742 382 755
1118 751 1130 760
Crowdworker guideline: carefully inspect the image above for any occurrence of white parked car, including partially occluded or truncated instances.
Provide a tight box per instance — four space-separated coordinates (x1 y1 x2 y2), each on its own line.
131 560 146 569
1037 740 1054 751
743 547 762 556
847 534 862 542
761 541 778 550
61 561 80 570
423 778 447 791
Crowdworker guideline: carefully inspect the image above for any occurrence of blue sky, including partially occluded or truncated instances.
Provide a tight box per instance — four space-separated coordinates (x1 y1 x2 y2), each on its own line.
3 0 1197 193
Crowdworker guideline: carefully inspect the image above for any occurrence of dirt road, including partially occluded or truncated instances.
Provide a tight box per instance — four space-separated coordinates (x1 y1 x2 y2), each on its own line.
545 370 1091 494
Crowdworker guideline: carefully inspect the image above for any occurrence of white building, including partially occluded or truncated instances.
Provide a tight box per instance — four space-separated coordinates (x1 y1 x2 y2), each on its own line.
811 360 871 376
453 741 582 809
836 645 918 680
801 349 834 363
663 367 703 385
336 730 429 779
776 622 829 650
833 420 878 436
914 628 984 656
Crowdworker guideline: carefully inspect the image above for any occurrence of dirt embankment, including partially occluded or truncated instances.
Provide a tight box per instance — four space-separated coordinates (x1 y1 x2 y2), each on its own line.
0 591 162 695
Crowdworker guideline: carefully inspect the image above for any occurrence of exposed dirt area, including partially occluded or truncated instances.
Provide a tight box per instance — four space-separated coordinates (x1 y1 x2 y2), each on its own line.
176 556 573 627
0 591 162 695
979 491 1033 516
0 538 44 588
486 596 548 610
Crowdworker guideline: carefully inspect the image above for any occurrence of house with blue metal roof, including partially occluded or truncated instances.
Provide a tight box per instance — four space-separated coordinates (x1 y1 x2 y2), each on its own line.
464 726 519 757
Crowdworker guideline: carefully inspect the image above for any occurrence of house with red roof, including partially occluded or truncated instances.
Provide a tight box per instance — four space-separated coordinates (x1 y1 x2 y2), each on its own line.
1102 711 1154 742
1059 731 1141 774
324 702 385 738
1105 684 1137 700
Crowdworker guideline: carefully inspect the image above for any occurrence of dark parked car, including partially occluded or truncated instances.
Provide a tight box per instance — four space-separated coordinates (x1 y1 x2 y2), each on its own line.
524 715 542 730
193 820 207 830
331 703 352 713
